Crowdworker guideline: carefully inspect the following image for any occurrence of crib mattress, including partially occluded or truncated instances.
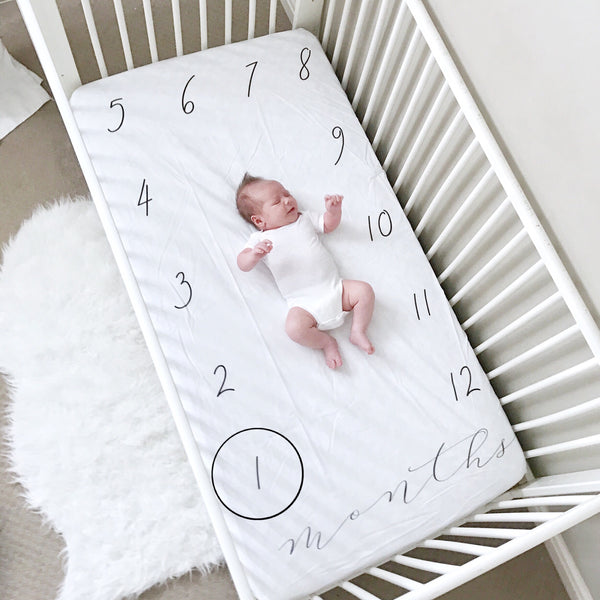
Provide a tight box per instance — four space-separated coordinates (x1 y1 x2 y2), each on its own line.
70 29 526 600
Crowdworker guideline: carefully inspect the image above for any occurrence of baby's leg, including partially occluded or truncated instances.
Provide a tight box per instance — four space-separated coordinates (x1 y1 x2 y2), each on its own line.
342 280 375 354
286 307 342 369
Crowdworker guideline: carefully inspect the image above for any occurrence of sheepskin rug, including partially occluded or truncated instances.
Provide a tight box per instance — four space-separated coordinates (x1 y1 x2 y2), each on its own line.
0 198 223 600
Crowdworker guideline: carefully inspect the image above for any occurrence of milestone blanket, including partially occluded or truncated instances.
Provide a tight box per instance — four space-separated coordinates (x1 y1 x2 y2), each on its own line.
71 29 526 600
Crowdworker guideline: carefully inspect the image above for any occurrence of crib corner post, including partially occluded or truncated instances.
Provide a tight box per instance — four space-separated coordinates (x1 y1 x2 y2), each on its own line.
292 0 325 38
16 0 81 98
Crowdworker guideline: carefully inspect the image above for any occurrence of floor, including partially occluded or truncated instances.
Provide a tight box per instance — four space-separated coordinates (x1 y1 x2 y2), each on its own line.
0 1 571 599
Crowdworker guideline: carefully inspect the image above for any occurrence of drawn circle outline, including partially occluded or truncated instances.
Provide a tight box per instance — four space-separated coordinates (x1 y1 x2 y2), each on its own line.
211 427 304 521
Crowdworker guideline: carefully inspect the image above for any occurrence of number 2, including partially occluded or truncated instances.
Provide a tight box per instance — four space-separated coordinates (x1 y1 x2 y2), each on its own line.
214 364 235 397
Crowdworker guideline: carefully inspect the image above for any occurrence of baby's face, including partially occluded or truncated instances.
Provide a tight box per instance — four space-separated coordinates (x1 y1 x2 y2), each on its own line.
250 180 299 231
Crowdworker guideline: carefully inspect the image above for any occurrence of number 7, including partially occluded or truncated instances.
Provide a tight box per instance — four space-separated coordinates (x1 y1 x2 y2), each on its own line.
245 61 258 98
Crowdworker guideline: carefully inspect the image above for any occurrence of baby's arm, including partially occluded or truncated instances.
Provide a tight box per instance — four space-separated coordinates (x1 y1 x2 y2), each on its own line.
237 239 273 271
323 194 343 233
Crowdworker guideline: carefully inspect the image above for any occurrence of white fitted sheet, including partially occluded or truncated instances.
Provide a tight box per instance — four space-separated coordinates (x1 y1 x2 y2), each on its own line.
71 29 526 600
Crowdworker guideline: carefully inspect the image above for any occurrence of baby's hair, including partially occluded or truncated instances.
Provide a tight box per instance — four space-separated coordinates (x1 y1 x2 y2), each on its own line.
236 172 264 225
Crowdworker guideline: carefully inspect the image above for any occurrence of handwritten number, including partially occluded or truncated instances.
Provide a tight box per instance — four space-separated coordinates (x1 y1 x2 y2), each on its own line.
332 126 344 165
414 289 431 320
246 61 258 97
378 210 392 237
255 456 261 490
368 210 393 241
451 366 481 401
137 179 152 216
461 365 481 396
107 98 125 132
174 271 192 309
299 47 311 80
213 364 235 397
451 372 459 401
182 75 195 114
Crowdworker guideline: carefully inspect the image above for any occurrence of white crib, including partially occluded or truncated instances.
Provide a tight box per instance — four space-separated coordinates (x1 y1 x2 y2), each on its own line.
16 0 600 598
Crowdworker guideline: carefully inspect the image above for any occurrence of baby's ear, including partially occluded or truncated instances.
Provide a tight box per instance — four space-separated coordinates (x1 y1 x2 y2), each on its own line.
251 215 263 229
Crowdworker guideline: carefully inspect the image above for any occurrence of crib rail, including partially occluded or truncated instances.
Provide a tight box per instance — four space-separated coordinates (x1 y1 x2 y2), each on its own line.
48 0 298 89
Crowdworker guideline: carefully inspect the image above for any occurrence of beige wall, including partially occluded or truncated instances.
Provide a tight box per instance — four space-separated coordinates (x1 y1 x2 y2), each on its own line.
424 0 600 595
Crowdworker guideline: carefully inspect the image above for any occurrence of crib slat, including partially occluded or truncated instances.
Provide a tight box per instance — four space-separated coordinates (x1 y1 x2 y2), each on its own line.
341 0 371 89
444 527 528 540
171 0 183 56
470 512 561 523
382 53 437 171
489 496 593 509
368 567 423 591
393 80 449 193
427 168 497 260
461 260 545 330
447 229 528 304
321 0 337 51
420 539 493 556
372 24 422 151
403 108 463 216
474 292 562 355
80 0 108 77
488 325 580 380
331 0 354 71
199 0 208 49
269 0 278 34
500 358 598 405
225 0 232 44
393 555 458 574
112 0 134 69
415 137 479 237
141 0 158 62
514 396 600 432
525 434 600 459
352 0 391 110
438 197 511 285
340 581 382 600
248 0 256 39
361 2 407 130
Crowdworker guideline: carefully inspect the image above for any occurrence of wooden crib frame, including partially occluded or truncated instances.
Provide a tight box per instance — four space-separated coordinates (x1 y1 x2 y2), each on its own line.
16 0 600 598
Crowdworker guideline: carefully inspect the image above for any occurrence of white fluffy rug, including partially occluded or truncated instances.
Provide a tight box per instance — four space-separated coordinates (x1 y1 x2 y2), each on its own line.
0 198 223 600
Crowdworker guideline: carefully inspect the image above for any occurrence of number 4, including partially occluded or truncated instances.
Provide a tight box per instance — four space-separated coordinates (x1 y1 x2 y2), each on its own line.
138 178 152 216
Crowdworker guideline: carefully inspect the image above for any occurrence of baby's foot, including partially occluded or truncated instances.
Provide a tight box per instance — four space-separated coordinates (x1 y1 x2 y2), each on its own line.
323 338 343 369
350 330 375 355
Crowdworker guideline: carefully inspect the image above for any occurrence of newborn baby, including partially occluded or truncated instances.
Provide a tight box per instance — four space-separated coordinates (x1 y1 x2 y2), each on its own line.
236 173 375 369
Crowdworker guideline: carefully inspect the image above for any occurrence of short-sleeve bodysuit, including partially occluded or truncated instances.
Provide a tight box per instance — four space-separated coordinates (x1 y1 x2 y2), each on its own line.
244 212 345 330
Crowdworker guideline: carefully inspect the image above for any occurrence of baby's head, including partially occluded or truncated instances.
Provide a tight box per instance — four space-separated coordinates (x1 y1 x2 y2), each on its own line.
236 173 299 231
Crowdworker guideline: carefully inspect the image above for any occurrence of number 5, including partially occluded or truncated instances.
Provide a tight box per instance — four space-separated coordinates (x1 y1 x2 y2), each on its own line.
107 98 125 132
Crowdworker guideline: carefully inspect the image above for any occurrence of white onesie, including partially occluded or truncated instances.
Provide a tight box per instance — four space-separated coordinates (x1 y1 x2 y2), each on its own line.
244 212 346 330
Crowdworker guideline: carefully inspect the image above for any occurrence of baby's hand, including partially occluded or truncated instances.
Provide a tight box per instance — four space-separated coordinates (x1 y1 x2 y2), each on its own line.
253 239 273 257
325 194 343 212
